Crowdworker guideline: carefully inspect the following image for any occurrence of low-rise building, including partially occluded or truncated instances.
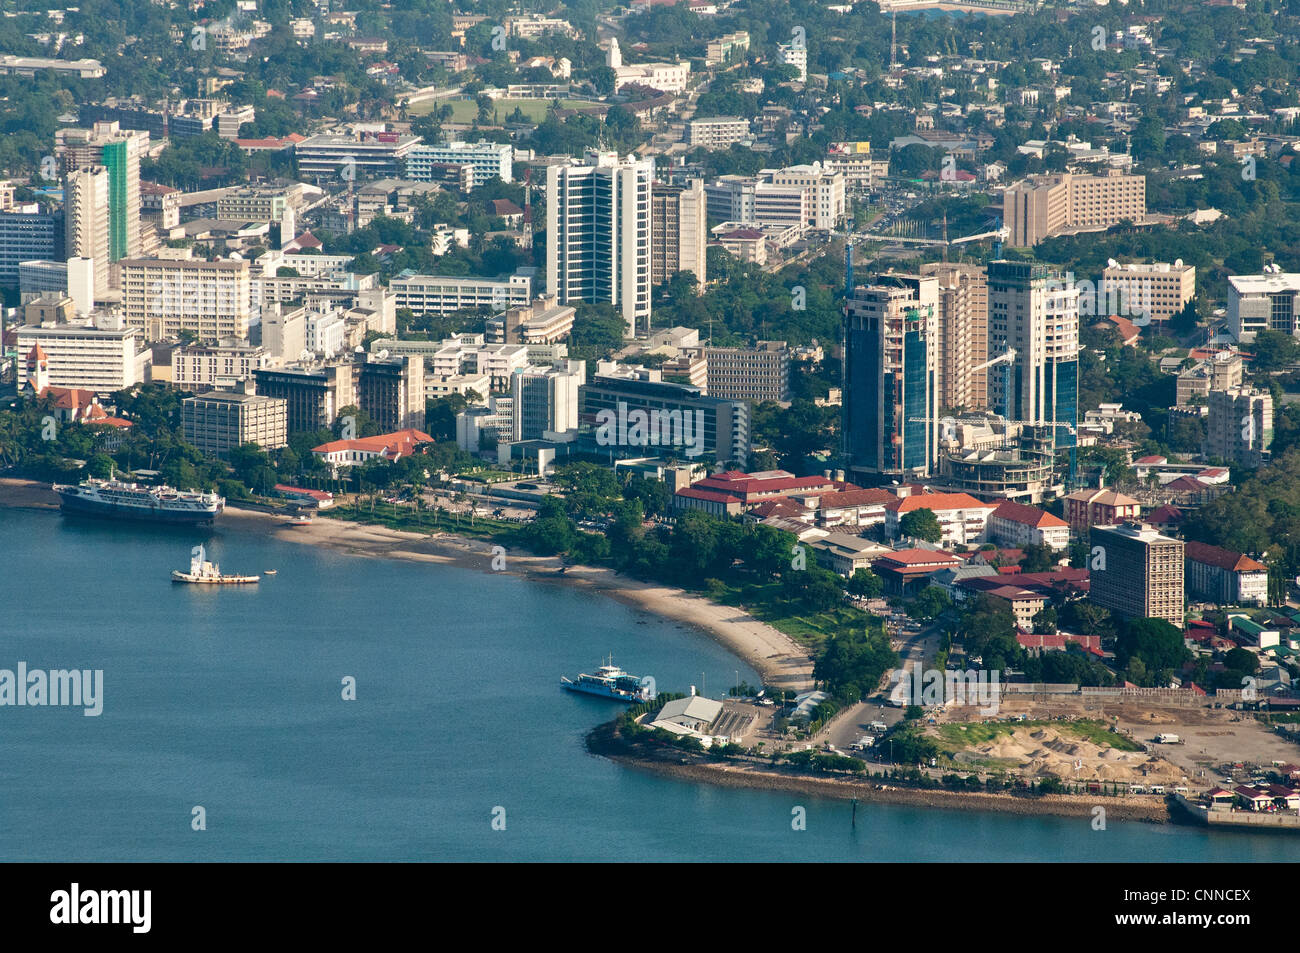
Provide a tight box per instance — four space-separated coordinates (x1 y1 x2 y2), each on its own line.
311 428 434 469
986 500 1069 552
884 492 999 549
1185 541 1268 607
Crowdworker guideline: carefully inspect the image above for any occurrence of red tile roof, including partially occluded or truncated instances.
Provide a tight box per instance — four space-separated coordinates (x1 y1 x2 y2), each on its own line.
1185 540 1266 574
875 548 962 567
991 499 1067 529
816 487 897 509
312 429 434 458
886 491 996 514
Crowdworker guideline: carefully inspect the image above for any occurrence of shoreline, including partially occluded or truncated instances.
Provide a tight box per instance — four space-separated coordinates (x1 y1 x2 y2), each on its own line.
588 725 1171 825
0 477 814 693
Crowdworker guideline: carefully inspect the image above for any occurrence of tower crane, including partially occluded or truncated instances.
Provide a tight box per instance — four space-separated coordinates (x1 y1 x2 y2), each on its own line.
970 347 1016 420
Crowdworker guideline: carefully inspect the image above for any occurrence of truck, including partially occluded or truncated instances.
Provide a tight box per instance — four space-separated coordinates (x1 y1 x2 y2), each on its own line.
1155 733 1181 744
869 720 888 732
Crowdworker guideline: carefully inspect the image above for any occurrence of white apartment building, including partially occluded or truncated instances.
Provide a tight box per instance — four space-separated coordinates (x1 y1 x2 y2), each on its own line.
119 256 253 342
705 164 845 232
389 271 533 315
1205 385 1272 468
510 361 584 441
547 150 652 338
16 320 148 391
685 117 751 149
404 140 513 187
63 166 110 294
651 180 707 288
778 43 807 81
986 500 1070 552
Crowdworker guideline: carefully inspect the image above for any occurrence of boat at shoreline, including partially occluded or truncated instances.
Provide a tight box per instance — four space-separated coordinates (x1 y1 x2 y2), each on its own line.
562 657 653 703
53 477 224 525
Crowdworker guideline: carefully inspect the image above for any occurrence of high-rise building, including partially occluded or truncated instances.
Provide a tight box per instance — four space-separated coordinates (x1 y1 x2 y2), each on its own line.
920 262 988 412
578 374 749 465
0 210 61 287
1089 522 1184 627
650 180 707 290
1204 384 1272 467
252 364 354 434
546 150 653 338
843 274 940 481
353 354 425 433
58 121 147 267
1002 170 1145 247
986 260 1079 447
63 166 110 293
404 140 513 188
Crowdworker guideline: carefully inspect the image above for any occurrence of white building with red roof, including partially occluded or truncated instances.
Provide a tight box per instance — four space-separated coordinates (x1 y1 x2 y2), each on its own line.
883 491 999 548
986 499 1069 552
311 429 434 470
1184 540 1267 607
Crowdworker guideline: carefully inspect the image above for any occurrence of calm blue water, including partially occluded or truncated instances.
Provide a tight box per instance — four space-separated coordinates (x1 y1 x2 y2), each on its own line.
0 507 1291 861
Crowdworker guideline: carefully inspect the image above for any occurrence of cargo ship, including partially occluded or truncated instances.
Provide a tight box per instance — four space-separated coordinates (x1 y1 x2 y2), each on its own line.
52 477 224 525
561 657 653 703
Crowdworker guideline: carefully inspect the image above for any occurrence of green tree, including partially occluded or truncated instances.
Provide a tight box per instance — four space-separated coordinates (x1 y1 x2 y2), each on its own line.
899 508 942 543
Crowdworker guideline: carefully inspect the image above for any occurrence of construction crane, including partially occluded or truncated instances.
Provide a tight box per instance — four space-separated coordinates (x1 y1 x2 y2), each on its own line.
969 348 1016 420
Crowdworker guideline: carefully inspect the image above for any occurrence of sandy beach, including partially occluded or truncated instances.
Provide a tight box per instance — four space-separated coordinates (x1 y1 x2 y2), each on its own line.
0 478 814 692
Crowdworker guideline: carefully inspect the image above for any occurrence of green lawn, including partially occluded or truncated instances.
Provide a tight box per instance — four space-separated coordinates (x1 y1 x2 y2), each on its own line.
709 579 881 653
410 97 599 123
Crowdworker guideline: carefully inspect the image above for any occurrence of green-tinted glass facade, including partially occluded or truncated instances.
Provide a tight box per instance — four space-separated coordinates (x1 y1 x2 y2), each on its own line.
101 140 128 261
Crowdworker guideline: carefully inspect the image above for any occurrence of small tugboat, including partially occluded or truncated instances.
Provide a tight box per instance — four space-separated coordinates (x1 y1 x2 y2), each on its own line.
171 546 259 585
561 656 653 703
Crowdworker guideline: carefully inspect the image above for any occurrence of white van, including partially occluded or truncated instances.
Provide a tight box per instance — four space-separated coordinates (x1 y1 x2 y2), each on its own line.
870 720 888 732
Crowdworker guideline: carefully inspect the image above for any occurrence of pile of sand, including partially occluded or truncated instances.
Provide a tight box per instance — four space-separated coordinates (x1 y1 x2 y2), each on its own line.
949 725 1182 782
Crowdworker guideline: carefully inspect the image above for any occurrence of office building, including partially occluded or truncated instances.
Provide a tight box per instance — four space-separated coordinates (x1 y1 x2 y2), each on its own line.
1184 541 1267 607
294 131 422 180
547 150 653 338
1002 170 1145 247
842 274 940 481
704 341 790 403
650 180 707 289
15 320 148 391
119 255 253 342
986 260 1079 447
486 295 575 345
1100 260 1195 326
172 341 269 391
510 362 584 442
404 140 513 188
920 262 988 412
1227 268 1300 341
353 354 425 433
1089 522 1184 627
1204 384 1272 468
389 270 533 316
252 364 355 434
578 374 749 465
0 210 61 287
182 391 287 456
1176 352 1243 406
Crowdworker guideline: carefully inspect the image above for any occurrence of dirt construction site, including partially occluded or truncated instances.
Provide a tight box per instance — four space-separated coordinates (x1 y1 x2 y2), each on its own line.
927 695 1300 789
